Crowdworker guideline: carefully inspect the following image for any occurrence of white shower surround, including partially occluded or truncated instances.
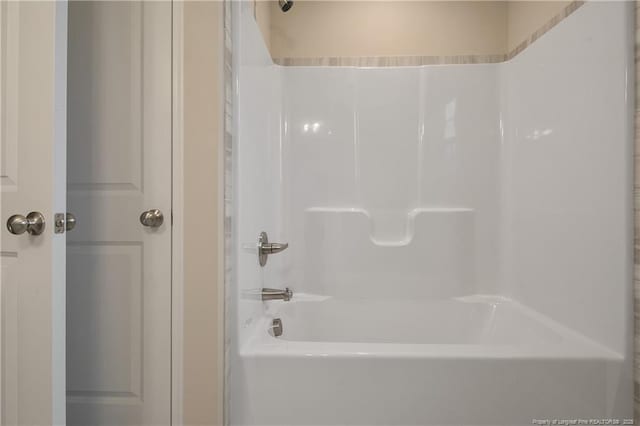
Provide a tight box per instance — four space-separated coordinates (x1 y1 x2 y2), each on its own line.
230 2 634 425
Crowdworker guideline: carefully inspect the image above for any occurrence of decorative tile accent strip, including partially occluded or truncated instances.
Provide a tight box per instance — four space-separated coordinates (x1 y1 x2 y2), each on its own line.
273 0 585 67
273 54 506 67
223 0 233 423
634 0 639 419
506 0 585 60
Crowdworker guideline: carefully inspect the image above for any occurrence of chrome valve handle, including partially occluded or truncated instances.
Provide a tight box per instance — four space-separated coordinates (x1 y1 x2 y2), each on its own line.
257 231 288 267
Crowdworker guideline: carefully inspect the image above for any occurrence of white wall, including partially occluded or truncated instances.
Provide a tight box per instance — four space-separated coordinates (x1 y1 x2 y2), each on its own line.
233 1 284 347
230 1 634 423
231 2 286 419
233 0 632 409
272 2 633 356
502 1 634 355
236 0 632 346
282 66 502 298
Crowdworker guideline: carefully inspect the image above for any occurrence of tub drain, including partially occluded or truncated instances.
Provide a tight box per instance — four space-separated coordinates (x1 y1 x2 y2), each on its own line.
271 318 283 337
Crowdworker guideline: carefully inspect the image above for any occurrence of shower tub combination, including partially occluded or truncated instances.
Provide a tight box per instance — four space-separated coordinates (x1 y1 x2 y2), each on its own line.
231 2 634 425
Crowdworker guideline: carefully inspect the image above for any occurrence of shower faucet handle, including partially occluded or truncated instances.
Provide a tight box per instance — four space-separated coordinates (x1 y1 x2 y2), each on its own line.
262 242 288 254
257 231 289 267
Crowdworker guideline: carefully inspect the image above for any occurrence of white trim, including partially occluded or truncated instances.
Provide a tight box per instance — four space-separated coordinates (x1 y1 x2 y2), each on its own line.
52 1 68 424
171 1 184 425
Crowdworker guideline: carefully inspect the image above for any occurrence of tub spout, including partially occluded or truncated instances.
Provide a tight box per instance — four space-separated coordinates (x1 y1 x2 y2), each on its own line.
261 287 293 302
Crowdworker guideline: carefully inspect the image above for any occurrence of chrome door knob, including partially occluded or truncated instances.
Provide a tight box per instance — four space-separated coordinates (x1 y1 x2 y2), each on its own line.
7 212 46 235
140 209 164 228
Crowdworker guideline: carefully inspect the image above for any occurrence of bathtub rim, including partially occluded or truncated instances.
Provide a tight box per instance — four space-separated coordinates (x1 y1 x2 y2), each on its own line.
240 294 623 361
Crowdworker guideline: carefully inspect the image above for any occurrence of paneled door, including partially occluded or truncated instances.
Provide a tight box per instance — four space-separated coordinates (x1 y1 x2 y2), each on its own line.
1 1 67 425
66 2 172 425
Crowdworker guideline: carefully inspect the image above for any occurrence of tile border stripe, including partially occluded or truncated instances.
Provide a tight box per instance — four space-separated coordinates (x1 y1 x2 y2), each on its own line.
272 0 585 67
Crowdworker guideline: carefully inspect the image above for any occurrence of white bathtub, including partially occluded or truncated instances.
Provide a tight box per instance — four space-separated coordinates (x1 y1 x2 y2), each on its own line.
233 296 625 426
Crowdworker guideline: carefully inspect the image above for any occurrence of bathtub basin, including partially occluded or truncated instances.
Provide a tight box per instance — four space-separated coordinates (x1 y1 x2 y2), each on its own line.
232 295 628 426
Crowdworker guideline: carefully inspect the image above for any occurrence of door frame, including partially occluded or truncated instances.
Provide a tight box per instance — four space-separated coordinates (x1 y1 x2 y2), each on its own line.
170 1 226 424
171 1 185 423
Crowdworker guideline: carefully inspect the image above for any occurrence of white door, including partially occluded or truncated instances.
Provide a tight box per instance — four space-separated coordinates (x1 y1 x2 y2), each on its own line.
65 2 172 425
1 1 67 425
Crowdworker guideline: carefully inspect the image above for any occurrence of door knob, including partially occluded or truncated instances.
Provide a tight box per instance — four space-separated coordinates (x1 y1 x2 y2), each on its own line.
7 212 46 235
140 209 164 228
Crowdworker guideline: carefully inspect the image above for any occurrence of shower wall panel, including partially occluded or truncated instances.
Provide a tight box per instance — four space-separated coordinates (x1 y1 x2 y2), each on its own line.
282 65 502 297
502 1 633 356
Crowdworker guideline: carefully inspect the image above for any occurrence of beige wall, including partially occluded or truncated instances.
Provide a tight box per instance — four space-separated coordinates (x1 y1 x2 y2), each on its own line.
507 1 571 51
257 0 572 58
255 0 273 52
183 2 224 425
268 1 508 58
